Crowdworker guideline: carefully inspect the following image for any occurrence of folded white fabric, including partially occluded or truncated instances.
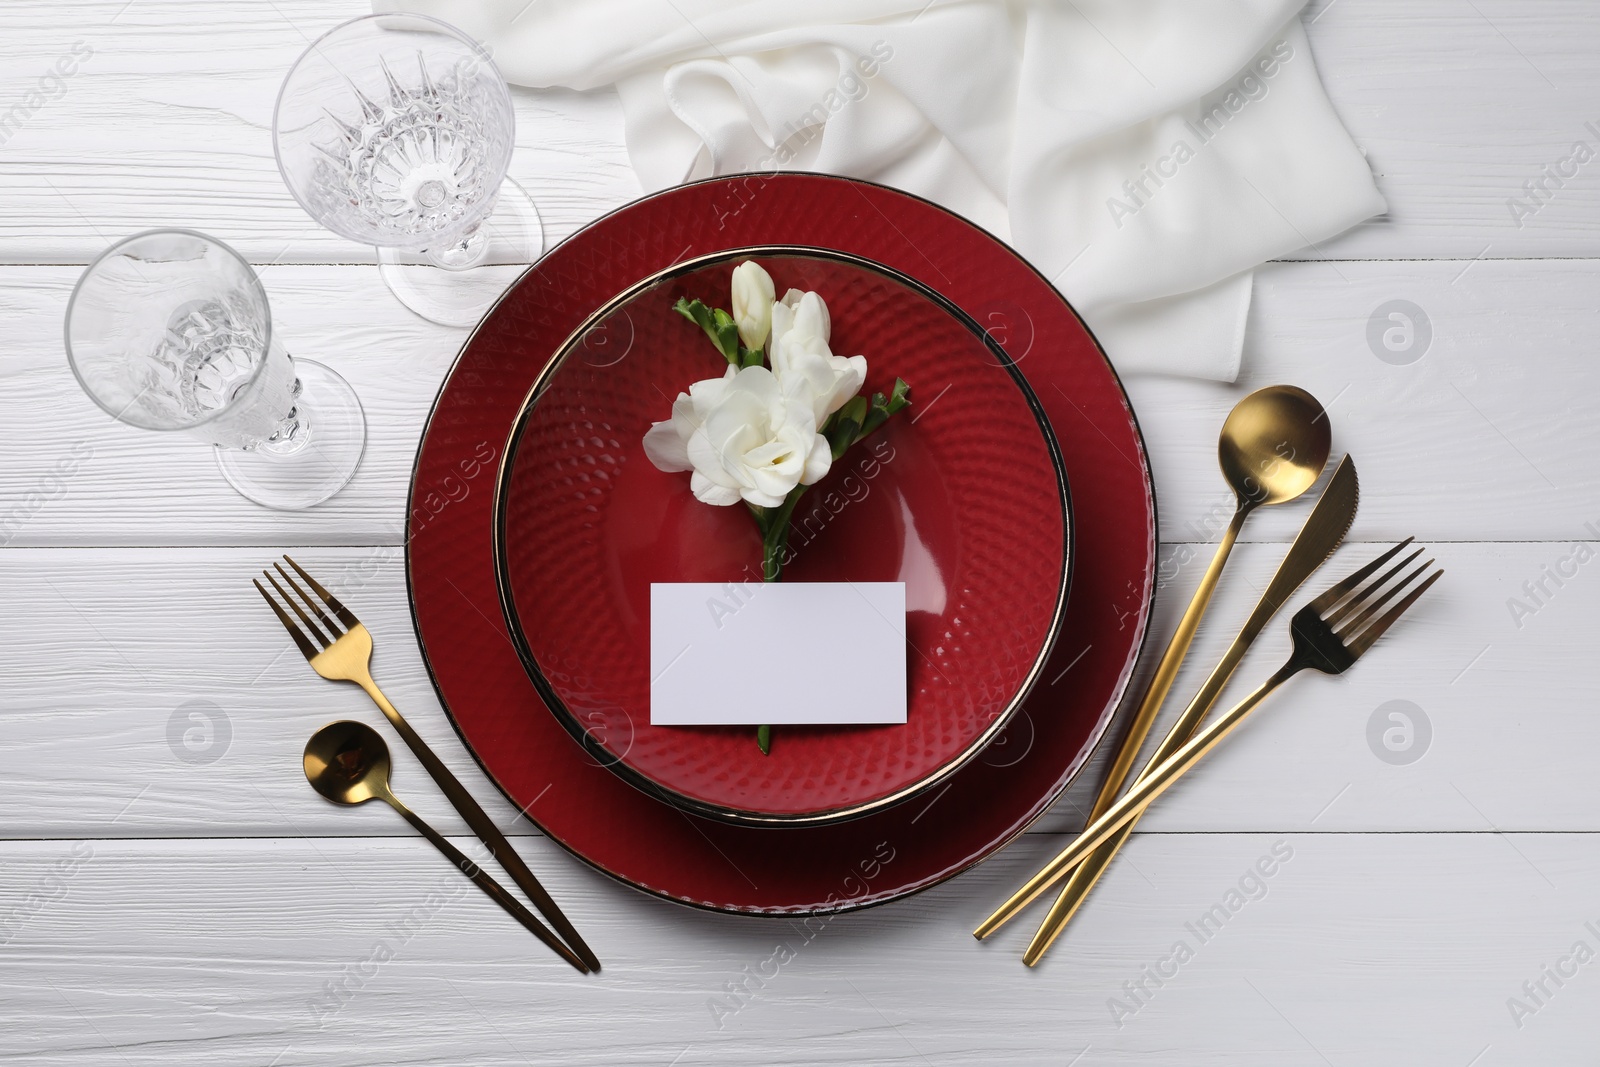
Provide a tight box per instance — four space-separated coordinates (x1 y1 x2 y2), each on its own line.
378 0 1384 380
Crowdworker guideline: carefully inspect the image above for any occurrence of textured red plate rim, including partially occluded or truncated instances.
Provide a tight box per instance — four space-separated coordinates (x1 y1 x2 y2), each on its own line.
404 173 1158 916
490 244 1073 828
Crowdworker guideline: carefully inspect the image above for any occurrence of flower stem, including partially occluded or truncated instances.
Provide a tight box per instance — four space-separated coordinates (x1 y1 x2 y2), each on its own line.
753 487 806 583
747 486 808 754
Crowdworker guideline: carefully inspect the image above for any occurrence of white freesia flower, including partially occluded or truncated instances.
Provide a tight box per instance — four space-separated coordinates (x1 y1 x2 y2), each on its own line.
642 364 831 508
767 288 868 424
641 365 732 472
730 261 776 350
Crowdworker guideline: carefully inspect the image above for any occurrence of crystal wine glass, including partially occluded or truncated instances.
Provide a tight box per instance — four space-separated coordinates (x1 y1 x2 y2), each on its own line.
272 13 543 327
65 229 366 510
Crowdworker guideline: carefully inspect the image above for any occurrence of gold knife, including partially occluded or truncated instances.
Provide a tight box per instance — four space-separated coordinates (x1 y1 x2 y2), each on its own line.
977 455 1359 950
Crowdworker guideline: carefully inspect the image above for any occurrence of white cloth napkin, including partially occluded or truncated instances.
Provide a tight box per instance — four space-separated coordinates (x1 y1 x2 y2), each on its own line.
379 0 1384 380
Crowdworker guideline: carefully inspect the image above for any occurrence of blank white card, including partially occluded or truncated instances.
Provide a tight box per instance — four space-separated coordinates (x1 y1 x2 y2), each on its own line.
649 582 908 726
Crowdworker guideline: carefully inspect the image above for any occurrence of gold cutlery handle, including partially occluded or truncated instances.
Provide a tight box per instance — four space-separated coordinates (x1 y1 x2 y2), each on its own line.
977 661 1300 937
356 675 601 972
385 797 588 972
1095 510 1244 815
1024 634 1252 962
1024 456 1360 961
973 510 1244 942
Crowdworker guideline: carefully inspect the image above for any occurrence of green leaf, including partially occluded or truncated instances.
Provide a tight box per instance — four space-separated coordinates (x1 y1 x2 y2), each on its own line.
673 297 741 363
757 724 772 755
672 296 710 331
859 378 911 440
710 308 741 362
859 392 890 438
886 377 911 413
825 395 869 458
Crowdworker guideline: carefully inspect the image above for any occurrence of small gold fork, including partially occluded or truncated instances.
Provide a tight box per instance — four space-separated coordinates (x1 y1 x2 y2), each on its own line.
256 555 600 973
976 539 1442 941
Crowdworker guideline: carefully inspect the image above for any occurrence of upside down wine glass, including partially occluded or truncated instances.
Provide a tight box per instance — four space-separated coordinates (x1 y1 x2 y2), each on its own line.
272 13 543 327
65 229 366 510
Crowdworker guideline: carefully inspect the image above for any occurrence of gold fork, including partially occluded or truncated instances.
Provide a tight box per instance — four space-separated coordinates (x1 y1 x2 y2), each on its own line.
255 555 600 973
975 539 1442 939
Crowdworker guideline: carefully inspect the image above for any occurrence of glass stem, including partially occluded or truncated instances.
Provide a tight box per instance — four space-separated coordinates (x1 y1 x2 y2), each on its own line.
424 223 489 271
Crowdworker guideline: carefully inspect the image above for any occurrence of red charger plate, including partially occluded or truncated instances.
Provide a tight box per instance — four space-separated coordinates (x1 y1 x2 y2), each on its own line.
407 174 1155 913
493 247 1071 826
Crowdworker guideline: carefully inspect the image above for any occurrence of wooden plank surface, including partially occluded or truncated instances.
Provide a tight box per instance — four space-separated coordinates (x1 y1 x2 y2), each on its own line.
0 832 1592 1065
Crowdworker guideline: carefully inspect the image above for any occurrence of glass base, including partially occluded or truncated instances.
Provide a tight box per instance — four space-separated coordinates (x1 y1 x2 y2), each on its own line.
214 359 366 510
377 176 544 328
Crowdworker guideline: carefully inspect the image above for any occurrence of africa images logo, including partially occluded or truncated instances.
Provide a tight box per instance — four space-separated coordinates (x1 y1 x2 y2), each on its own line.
0 42 94 148
1105 39 1295 230
1505 122 1600 229
1106 841 1294 1029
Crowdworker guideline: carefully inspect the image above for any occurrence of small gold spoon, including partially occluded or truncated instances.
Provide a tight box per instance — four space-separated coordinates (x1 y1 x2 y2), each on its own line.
303 720 589 973
976 384 1331 941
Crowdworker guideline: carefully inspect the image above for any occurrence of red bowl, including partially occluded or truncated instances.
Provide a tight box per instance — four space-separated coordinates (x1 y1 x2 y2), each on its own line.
493 247 1070 826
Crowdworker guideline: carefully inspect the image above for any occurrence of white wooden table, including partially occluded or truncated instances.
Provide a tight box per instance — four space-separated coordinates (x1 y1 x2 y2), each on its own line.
3 2 1596 1063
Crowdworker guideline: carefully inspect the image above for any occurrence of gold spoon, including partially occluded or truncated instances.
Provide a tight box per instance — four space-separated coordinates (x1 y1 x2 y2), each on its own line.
303 720 590 973
975 384 1330 941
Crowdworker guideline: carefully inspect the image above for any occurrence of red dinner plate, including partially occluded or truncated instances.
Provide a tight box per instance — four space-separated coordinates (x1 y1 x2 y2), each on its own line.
407 174 1155 914
493 247 1071 827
